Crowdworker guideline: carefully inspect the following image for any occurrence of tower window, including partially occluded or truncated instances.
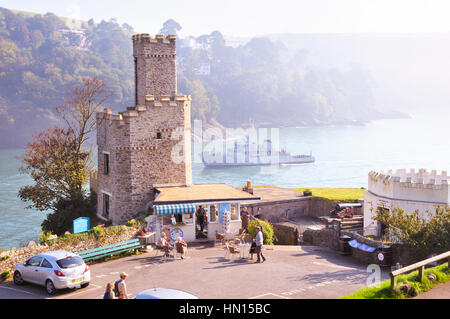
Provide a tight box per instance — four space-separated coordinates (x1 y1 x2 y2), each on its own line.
157 132 162 139
104 153 110 175
103 193 110 218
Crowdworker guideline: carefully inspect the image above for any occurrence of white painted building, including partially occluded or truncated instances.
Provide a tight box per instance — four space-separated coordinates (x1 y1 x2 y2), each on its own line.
364 169 449 237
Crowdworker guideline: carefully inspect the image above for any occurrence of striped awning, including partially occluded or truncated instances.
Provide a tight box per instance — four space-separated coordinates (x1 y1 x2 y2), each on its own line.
154 203 196 216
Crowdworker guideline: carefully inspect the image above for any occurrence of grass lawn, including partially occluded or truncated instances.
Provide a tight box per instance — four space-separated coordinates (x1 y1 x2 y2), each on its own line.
292 187 365 202
342 263 450 299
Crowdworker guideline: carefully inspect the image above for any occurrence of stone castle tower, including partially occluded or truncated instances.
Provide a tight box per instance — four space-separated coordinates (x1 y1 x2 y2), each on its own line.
96 34 192 225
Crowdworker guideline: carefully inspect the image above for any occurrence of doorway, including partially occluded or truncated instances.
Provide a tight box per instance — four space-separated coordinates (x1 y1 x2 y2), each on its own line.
195 205 208 239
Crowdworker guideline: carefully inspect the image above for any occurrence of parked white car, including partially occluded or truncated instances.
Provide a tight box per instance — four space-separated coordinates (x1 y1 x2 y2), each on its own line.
135 288 199 299
13 250 90 295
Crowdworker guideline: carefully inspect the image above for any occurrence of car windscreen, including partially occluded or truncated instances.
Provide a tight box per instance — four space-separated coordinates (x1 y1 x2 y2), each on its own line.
56 256 84 269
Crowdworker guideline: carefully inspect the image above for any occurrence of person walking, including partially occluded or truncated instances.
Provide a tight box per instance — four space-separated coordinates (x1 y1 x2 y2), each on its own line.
103 282 116 299
114 272 129 299
254 226 266 263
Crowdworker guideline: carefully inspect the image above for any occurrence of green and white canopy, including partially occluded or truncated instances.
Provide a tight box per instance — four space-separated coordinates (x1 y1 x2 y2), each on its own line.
154 203 196 216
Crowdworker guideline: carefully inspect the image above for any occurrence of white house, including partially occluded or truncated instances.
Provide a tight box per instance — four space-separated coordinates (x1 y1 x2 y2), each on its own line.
363 168 449 237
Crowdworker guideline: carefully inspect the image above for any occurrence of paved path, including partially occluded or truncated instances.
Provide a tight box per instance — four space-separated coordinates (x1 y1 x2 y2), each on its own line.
415 282 450 299
0 244 390 299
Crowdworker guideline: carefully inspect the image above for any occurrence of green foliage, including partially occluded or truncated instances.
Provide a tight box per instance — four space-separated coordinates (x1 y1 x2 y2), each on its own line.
41 191 97 236
343 264 450 299
373 206 450 260
0 11 382 148
88 225 105 238
1 270 11 280
38 231 54 244
247 219 276 245
292 187 364 202
0 8 133 147
125 219 139 228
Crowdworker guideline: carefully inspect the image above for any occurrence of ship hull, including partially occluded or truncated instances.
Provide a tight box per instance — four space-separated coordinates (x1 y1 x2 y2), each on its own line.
202 156 315 168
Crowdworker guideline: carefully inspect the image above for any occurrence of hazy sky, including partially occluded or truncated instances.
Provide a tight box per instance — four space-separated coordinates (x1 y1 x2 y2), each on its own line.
2 0 450 37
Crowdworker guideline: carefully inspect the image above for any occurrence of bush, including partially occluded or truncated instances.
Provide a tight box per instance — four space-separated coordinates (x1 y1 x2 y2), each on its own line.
87 225 106 239
1 270 11 280
373 206 450 260
247 219 276 245
41 192 97 236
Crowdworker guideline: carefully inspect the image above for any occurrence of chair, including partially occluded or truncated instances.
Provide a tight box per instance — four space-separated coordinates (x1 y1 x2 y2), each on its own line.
154 245 173 260
215 232 226 246
224 241 240 260
233 231 247 245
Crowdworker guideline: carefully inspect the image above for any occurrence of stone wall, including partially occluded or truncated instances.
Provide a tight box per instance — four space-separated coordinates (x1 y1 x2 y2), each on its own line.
272 223 300 245
133 34 177 104
0 227 139 277
302 227 335 248
96 34 192 225
246 198 311 222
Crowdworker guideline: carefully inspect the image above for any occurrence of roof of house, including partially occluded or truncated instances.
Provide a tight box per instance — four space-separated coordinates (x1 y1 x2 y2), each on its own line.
154 183 261 205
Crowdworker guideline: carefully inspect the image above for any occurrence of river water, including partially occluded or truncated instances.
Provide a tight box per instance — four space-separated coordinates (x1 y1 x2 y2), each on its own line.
0 111 449 250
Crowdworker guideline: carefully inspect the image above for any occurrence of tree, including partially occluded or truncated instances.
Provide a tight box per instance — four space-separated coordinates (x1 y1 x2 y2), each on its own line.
19 78 112 233
18 127 88 211
159 19 181 36
55 77 112 155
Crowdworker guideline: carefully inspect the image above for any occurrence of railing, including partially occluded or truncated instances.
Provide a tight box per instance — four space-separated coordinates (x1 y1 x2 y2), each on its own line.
390 251 450 289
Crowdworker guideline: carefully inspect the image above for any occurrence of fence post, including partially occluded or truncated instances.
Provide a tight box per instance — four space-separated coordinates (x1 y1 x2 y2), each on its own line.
418 266 424 283
390 273 397 290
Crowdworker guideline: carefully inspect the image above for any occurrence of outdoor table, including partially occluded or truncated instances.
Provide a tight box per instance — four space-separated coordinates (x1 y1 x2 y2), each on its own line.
137 232 156 245
238 242 250 259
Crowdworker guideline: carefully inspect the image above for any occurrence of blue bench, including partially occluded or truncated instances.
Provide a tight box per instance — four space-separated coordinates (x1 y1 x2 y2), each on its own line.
77 238 145 262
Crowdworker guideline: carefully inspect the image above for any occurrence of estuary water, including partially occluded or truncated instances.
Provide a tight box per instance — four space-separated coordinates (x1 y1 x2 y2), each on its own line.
0 111 449 250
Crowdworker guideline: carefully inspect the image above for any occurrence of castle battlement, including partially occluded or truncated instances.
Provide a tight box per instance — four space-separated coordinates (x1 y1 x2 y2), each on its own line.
132 33 176 44
96 94 191 122
367 169 449 205
369 168 448 186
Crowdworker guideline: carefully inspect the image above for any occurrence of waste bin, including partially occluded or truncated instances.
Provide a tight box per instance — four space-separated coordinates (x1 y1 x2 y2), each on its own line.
339 235 352 255
377 244 392 267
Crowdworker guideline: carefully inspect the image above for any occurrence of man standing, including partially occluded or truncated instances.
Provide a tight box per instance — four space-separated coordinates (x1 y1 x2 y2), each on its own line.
114 272 129 299
240 206 249 232
196 205 206 232
254 226 266 263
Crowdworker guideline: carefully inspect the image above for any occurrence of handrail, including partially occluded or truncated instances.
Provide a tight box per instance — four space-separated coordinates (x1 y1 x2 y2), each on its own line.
390 250 450 289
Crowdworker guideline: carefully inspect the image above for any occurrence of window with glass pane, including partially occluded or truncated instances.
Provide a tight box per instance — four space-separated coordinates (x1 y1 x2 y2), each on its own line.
183 213 193 224
209 204 219 222
230 203 239 220
41 259 52 268
27 256 43 267
103 194 110 218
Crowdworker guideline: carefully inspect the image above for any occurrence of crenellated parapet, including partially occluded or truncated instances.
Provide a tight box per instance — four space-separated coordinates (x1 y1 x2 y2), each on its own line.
367 168 449 204
96 94 191 123
369 168 448 187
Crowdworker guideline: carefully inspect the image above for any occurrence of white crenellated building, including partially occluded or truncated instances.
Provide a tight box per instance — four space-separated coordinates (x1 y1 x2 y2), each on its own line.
363 168 449 237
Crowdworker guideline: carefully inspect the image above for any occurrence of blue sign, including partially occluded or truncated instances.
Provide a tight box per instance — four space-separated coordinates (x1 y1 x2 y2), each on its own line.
73 217 90 234
219 204 231 223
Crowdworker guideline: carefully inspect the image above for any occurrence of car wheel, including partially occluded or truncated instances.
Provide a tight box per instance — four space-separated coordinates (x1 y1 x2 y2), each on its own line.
13 271 24 285
45 280 57 295
81 282 89 289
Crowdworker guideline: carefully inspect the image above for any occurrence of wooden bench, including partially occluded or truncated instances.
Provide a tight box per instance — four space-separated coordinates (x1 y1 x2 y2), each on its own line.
77 238 145 262
390 250 450 289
